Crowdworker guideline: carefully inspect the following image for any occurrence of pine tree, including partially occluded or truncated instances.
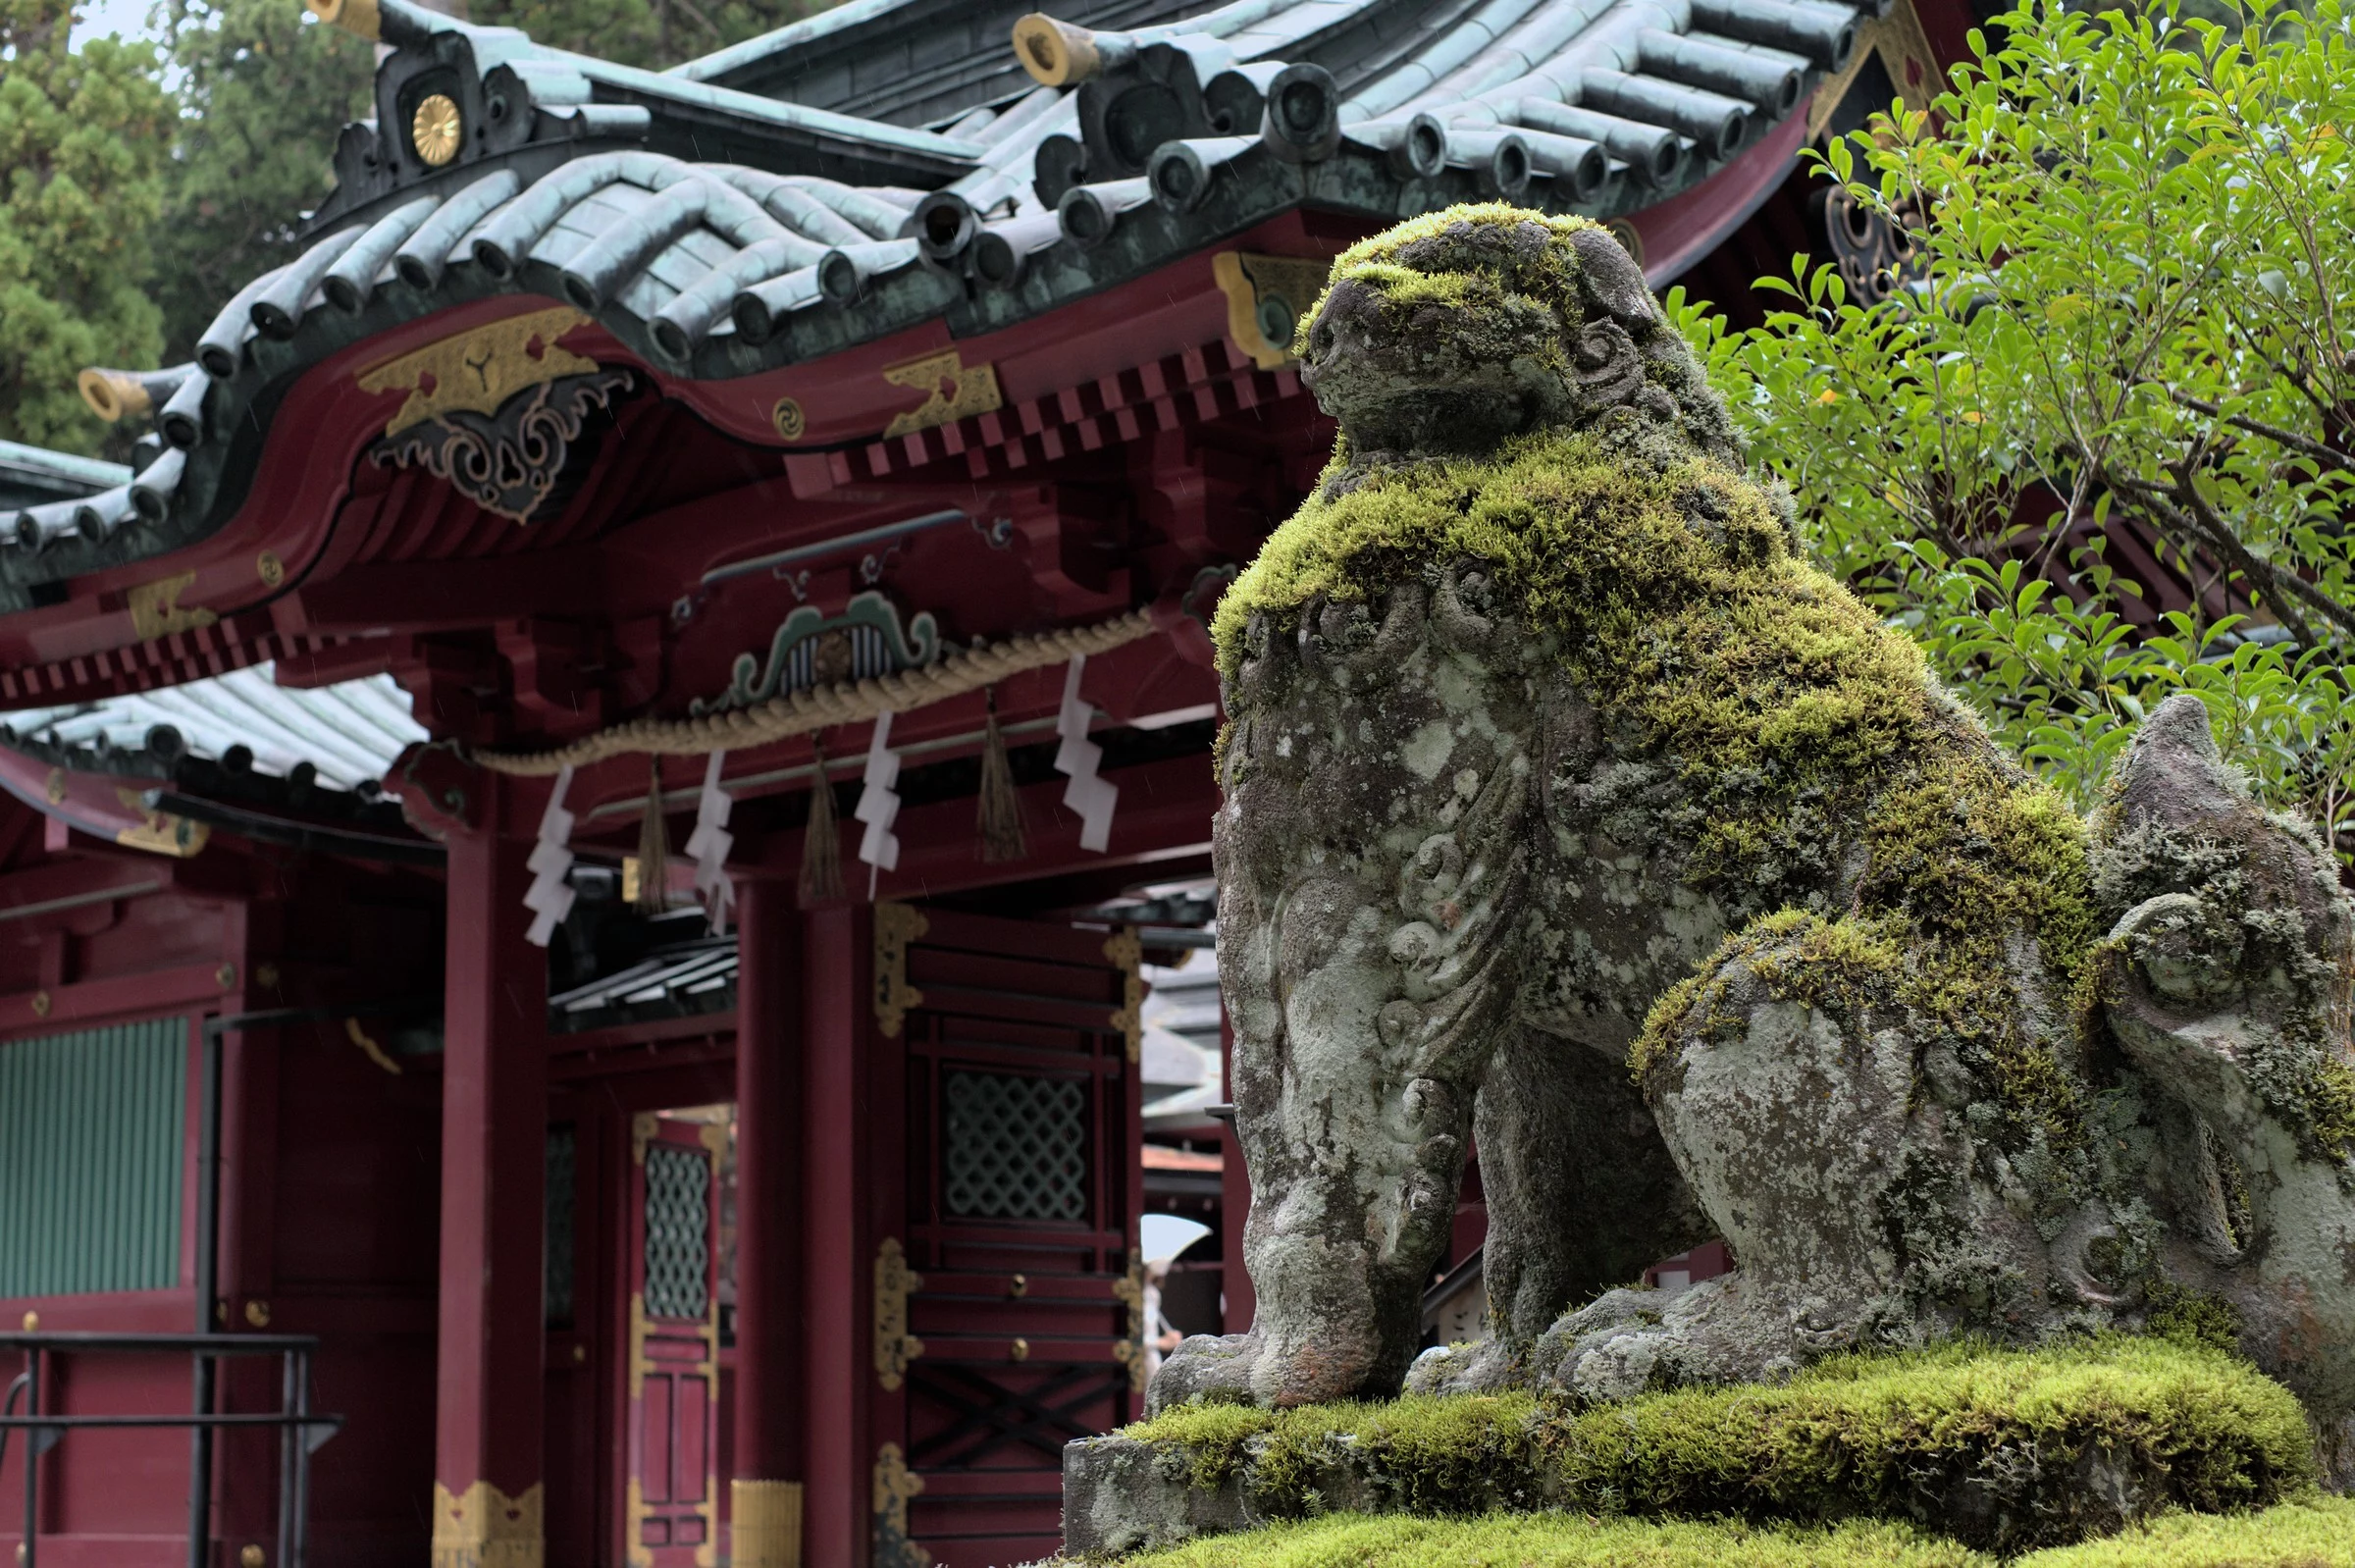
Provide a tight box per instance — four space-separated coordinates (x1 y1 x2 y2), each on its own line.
471 0 828 77
151 0 375 362
150 0 831 356
0 0 171 453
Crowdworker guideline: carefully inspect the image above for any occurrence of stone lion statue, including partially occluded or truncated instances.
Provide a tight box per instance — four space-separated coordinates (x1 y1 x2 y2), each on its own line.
1152 204 2355 1477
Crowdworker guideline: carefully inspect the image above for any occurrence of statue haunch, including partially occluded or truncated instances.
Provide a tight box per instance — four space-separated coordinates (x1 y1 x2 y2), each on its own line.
1150 205 2355 1472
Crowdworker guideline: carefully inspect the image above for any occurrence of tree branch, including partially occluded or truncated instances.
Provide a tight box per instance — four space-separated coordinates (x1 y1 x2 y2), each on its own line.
2171 391 2355 471
2106 469 2345 649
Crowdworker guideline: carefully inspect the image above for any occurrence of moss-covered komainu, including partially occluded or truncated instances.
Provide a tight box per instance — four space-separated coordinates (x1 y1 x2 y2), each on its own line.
1148 206 2355 1481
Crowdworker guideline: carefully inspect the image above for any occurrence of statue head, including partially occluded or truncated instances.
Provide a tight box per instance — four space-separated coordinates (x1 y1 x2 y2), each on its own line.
1299 204 1738 463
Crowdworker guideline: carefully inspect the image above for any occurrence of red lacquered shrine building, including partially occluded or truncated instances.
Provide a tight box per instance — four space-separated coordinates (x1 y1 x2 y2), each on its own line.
0 0 1969 1560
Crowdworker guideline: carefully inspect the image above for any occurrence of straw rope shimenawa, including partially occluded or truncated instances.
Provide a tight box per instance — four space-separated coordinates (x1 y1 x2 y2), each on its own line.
470 609 1159 775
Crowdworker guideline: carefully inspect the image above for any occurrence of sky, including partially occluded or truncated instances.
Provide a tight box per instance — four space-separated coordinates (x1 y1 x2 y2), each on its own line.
70 0 164 49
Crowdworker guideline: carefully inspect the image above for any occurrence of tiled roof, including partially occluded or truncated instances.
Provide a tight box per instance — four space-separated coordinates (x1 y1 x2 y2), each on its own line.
22 0 1867 599
670 0 1229 129
3 664 426 792
0 441 130 513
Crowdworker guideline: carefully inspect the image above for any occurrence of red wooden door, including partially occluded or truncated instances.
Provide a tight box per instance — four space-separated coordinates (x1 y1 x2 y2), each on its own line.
869 905 1145 1568
626 1115 723 1568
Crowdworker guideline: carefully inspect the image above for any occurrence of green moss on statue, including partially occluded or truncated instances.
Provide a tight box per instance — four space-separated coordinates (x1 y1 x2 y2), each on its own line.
1213 207 2096 1163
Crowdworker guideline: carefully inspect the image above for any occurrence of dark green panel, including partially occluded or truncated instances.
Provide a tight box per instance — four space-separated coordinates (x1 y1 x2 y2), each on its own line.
0 1018 187 1299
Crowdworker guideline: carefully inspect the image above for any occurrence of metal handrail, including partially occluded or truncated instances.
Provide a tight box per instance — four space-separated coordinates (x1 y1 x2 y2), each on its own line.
2 1333 341 1568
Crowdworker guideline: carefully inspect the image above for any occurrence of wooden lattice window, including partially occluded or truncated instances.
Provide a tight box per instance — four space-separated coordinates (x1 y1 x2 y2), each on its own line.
941 1070 1090 1223
642 1142 711 1320
0 1019 186 1298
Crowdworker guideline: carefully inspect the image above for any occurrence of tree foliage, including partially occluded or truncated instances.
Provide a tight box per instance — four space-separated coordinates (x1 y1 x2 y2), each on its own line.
0 0 170 453
1700 0 2355 861
151 0 375 364
473 0 825 72
4 0 830 445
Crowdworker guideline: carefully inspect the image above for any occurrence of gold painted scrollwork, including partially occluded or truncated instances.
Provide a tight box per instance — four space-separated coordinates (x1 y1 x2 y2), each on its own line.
880 351 1002 440
1105 928 1143 1064
355 305 599 437
128 571 219 640
873 1236 925 1391
873 902 927 1038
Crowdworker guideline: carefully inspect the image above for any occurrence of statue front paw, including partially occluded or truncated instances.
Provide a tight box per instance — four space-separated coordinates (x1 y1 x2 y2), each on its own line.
1146 1332 1263 1415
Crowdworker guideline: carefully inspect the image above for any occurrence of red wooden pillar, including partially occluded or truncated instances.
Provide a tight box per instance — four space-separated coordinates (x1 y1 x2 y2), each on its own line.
434 791 548 1568
801 906 872 1568
1220 1006 1254 1333
732 876 807 1567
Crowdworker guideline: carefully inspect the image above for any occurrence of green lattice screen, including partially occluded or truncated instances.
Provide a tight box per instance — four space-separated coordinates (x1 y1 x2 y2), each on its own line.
642 1142 710 1321
0 1018 187 1298
942 1071 1090 1223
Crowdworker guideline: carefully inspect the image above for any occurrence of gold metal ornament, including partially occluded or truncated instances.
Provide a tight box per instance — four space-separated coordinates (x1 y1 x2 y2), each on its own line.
872 902 927 1037
1213 251 1334 370
413 93 463 167
1105 928 1144 1064
430 1479 545 1568
771 397 806 441
1112 1250 1147 1391
872 1237 924 1390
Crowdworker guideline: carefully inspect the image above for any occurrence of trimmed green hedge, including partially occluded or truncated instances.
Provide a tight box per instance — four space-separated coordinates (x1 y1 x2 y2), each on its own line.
1113 1338 2316 1554
1101 1498 2355 1567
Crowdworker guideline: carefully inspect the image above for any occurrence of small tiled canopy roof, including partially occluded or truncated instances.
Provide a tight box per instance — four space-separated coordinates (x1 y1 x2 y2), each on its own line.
4 665 425 793
19 0 1873 608
0 442 130 514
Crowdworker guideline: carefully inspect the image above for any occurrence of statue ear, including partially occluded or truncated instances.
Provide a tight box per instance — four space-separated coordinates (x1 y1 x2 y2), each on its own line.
1567 227 1657 331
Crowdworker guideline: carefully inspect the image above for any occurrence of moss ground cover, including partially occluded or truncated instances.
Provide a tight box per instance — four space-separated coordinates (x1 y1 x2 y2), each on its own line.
2016 1494 2355 1565
1095 1496 2355 1567
1103 1511 1985 1567
1111 1340 2314 1553
1544 1336 2314 1533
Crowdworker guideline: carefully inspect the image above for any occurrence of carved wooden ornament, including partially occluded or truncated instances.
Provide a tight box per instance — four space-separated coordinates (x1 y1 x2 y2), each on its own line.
373 370 634 525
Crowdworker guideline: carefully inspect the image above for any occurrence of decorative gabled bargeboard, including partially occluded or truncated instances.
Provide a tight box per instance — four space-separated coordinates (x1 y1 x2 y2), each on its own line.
372 369 636 525
693 592 941 716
